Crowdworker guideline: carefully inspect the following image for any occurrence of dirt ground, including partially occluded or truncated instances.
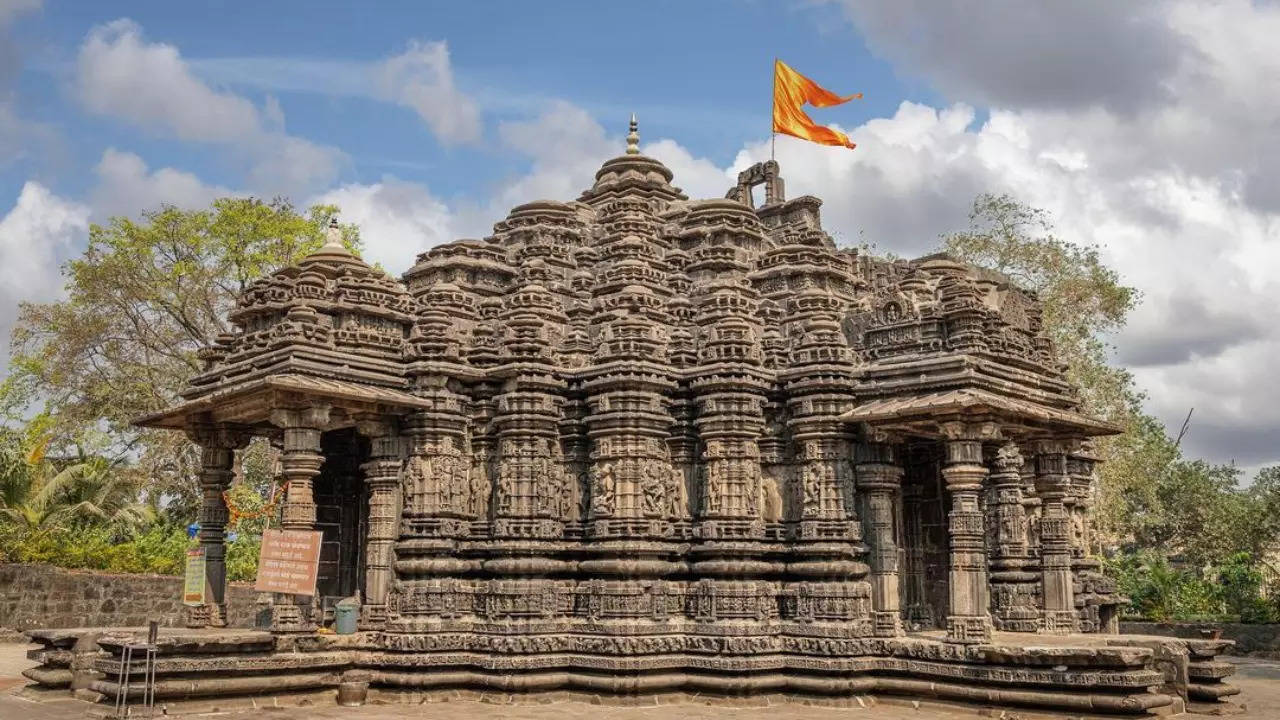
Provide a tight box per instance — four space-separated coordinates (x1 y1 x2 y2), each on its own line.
1 642 1277 720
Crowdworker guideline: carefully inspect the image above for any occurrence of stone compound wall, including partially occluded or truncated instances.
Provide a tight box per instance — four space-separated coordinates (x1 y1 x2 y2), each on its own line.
1122 620 1280 656
0 563 256 632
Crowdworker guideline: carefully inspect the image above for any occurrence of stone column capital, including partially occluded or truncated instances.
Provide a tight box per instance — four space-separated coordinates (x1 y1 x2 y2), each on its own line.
270 404 332 431
184 421 253 449
1030 437 1082 459
938 419 1001 443
354 416 398 440
858 424 903 446
992 441 1024 475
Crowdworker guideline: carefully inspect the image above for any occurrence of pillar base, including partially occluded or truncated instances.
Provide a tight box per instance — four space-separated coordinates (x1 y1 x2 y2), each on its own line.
358 604 388 630
181 603 225 628
1040 609 1079 635
872 610 903 637
946 614 993 644
269 601 317 633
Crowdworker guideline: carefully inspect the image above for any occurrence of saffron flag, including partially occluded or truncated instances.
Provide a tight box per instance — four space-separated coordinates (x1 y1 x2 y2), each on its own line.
772 59 862 149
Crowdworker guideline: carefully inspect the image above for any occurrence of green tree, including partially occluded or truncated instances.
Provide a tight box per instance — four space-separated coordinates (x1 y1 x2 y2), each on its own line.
5 198 360 519
0 433 151 535
941 193 1157 549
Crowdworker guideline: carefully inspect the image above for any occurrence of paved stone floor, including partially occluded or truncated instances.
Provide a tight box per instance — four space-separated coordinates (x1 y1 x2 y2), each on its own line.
1 642 1278 719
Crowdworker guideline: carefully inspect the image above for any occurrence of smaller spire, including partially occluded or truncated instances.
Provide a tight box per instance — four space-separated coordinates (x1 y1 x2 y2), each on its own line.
323 217 344 250
625 113 639 155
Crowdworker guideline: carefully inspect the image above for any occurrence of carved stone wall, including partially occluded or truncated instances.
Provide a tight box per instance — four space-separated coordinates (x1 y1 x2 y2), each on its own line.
153 134 1124 690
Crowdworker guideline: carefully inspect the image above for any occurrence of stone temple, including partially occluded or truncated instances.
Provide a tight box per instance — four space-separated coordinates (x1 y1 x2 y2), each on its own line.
23 121 1240 716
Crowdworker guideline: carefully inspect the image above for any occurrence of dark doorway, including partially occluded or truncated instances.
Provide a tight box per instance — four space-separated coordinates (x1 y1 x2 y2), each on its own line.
901 441 949 630
313 429 370 606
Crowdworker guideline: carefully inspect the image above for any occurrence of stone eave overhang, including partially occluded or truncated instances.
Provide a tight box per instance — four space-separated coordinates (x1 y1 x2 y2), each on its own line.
838 386 1120 439
854 354 1073 406
185 346 408 399
134 373 433 431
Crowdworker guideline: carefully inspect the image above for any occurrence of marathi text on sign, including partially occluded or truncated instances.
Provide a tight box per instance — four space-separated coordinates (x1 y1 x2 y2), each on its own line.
254 529 323 596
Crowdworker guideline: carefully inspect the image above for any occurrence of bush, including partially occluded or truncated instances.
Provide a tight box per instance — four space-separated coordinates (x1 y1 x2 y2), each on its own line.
0 523 190 575
1105 549 1280 623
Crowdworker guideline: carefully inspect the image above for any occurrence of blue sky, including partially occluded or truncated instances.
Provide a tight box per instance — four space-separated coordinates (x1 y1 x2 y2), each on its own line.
1 1 1279 474
8 1 929 208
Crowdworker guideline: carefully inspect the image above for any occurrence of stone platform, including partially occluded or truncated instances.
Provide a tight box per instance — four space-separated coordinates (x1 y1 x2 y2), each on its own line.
20 627 1240 718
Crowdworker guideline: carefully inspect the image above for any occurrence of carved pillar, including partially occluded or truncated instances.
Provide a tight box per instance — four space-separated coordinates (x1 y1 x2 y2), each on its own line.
558 396 590 531
1067 446 1119 633
183 423 249 628
400 386 471 537
692 382 767 533
855 441 904 637
269 405 330 632
1035 439 1079 634
492 374 566 539
939 420 996 644
581 280 679 540
356 419 402 628
584 374 677 538
666 392 698 528
987 442 1039 632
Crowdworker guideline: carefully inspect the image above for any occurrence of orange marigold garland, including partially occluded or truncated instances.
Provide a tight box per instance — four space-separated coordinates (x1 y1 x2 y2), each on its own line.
223 477 288 526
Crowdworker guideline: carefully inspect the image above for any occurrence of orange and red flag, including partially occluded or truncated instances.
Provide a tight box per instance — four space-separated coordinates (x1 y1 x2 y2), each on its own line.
772 59 861 149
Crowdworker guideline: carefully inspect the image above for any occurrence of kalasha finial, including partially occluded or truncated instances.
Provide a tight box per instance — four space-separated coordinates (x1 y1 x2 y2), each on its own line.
625 113 639 155
323 216 343 249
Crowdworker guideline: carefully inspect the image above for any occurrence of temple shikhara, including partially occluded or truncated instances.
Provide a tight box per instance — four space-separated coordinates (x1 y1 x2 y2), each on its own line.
23 121 1240 716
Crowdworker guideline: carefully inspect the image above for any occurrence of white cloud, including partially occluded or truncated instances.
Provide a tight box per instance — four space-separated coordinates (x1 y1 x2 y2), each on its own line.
376 40 481 146
309 179 455 278
77 20 260 143
75 19 343 198
492 100 616 210
835 0 1188 115
0 182 89 366
89 148 231 219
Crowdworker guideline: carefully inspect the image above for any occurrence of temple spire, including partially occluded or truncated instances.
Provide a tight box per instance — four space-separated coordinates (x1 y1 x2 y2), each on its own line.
625 113 639 154
323 216 344 250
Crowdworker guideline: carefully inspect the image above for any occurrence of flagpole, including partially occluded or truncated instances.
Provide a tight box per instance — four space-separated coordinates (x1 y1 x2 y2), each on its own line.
770 57 777 161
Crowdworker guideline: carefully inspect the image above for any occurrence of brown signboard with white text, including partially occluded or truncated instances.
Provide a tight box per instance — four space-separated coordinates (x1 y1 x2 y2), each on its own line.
254 529 323 596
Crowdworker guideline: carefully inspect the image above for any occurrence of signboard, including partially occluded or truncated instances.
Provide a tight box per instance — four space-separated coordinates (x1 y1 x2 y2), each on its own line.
254 529 323 596
182 548 206 606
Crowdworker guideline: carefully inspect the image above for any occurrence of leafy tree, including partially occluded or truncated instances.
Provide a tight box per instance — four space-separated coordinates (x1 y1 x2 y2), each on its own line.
0 433 151 535
5 198 360 519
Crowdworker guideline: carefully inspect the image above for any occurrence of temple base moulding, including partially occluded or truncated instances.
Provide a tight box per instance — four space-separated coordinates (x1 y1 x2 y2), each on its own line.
21 626 1242 718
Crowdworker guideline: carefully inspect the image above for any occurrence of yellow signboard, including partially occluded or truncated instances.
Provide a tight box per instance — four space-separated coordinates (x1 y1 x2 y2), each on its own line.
182 547 206 606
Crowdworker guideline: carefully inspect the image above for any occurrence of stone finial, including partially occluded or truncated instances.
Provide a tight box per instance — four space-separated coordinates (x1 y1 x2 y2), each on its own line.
323 217 344 250
625 113 639 154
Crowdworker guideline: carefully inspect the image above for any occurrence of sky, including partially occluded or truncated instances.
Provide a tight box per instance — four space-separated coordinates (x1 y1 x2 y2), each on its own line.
0 0 1277 476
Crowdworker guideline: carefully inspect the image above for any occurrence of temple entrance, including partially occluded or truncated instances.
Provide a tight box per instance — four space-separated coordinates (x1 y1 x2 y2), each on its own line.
312 429 370 607
901 441 949 630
